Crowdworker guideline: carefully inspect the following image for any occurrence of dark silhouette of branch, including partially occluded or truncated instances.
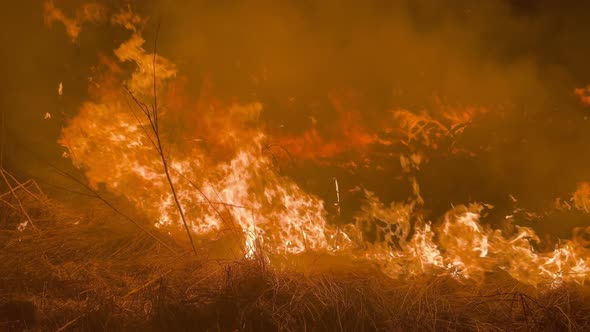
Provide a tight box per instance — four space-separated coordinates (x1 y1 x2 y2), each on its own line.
126 23 198 256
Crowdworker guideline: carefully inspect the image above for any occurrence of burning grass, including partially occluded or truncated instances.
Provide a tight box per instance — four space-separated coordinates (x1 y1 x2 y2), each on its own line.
9 2 589 330
1 194 590 331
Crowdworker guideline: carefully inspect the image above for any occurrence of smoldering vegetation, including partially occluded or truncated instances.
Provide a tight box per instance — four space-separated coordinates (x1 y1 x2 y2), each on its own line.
1 185 590 331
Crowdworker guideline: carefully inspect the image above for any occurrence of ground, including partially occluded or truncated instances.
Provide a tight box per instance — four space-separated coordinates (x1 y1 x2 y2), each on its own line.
1 195 589 332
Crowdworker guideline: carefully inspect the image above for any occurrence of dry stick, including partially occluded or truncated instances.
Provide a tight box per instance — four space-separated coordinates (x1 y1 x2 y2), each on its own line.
124 27 198 255
0 168 37 230
3 172 44 201
55 313 84 332
125 93 198 256
30 179 45 198
154 130 198 256
127 96 241 238
126 26 264 256
150 23 197 256
0 179 33 199
0 104 40 219
0 197 17 210
123 269 173 298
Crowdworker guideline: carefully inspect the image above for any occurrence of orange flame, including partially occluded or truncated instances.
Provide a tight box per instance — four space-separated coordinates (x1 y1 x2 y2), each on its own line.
52 3 590 287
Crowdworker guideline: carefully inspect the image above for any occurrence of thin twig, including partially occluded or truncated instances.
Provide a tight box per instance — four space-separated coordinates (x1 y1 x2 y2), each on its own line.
0 168 37 230
55 313 84 332
3 171 44 201
126 22 198 256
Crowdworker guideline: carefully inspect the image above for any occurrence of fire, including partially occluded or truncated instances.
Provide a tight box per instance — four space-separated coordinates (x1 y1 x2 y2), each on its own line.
392 101 486 152
58 18 331 257
49 2 590 288
44 1 106 41
273 92 392 161
572 182 590 212
575 85 590 106
357 199 590 286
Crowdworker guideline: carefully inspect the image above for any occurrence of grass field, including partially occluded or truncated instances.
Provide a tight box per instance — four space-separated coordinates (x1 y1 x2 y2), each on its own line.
1 193 590 332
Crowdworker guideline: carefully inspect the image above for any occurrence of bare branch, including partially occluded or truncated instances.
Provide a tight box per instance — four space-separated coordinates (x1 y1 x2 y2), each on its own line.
125 22 198 256
0 168 38 230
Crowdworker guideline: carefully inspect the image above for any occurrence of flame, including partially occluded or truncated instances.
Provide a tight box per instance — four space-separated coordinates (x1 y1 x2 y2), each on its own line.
52 3 590 288
575 85 590 106
273 92 392 161
572 182 590 212
58 19 331 257
43 1 106 41
392 101 486 151
356 199 590 286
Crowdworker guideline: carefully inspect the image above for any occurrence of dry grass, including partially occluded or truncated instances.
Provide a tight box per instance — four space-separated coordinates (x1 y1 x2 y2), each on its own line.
1 194 590 331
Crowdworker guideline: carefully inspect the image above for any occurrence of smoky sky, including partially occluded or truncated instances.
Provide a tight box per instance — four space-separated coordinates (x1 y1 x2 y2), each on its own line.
2 0 590 229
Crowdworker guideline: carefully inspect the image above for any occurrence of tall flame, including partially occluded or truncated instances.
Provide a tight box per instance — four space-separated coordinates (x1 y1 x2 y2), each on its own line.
52 2 590 288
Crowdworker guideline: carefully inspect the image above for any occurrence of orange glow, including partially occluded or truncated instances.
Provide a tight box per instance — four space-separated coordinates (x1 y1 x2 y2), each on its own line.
49 2 590 288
